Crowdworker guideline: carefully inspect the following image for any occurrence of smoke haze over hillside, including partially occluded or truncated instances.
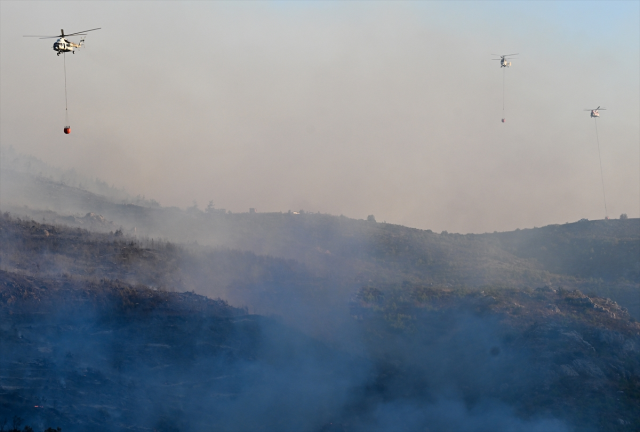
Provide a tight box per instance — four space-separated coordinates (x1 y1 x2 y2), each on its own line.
1 1 638 233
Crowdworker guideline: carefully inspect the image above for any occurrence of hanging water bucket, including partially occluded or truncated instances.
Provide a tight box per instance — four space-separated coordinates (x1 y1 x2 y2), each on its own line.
64 126 71 134
501 118 505 123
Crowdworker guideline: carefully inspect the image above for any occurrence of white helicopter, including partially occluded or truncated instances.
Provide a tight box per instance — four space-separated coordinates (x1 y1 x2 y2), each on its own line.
24 28 101 56
585 106 606 118
492 53 518 68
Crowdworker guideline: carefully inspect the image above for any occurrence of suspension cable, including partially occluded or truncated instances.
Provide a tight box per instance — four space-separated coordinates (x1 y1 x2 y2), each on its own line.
594 119 608 218
63 52 69 125
502 67 505 116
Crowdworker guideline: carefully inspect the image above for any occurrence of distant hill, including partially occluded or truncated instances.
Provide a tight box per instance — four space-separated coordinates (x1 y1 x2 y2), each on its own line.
2 176 638 321
492 221 639 283
0 145 139 205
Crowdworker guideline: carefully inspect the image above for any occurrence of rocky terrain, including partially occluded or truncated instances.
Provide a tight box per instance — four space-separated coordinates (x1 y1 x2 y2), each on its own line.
1 268 639 431
352 283 640 429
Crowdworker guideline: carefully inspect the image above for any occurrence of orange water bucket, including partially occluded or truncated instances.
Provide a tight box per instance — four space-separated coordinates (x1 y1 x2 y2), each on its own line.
64 126 71 134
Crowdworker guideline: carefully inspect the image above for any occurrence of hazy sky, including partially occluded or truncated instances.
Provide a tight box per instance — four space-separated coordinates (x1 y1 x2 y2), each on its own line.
1 1 638 233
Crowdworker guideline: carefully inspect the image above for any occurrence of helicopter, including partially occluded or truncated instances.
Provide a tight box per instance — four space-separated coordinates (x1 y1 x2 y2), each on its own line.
24 28 101 56
585 106 606 118
492 53 518 68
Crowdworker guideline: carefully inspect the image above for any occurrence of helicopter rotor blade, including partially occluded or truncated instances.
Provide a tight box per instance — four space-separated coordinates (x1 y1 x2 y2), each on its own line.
504 53 519 56
63 28 100 37
25 27 99 39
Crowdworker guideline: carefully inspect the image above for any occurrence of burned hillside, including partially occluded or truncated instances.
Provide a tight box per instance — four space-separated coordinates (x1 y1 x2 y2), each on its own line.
2 269 639 431
0 270 356 432
0 201 638 431
348 283 640 432
2 211 638 322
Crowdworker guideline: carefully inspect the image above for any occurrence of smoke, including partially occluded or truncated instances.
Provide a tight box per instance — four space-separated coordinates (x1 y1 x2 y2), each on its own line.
1 2 638 233
358 398 572 432
1 2 638 429
3 280 580 432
